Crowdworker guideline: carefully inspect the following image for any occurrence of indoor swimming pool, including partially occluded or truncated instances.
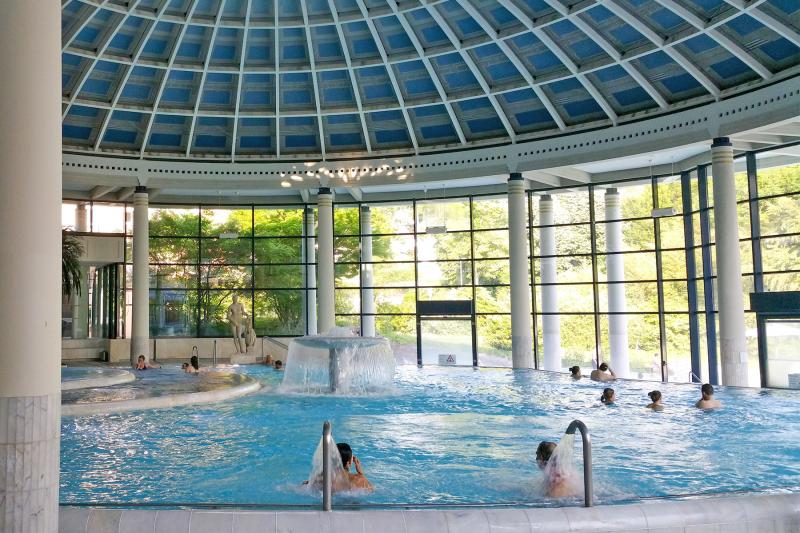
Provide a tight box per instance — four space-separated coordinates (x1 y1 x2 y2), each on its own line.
60 365 800 508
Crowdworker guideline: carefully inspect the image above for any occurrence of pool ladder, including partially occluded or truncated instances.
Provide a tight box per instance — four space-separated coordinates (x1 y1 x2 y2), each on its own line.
565 419 593 508
322 421 332 511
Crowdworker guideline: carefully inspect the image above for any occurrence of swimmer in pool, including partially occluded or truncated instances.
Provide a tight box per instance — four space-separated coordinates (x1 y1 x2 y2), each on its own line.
134 354 160 370
696 383 722 409
536 441 577 498
274 360 283 370
646 390 663 411
183 355 199 374
600 387 616 404
590 362 616 382
337 443 373 492
569 366 581 379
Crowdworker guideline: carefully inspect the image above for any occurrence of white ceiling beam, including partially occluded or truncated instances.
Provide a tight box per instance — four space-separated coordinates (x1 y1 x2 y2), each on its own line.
325 0 372 154
299 188 310 203
116 186 136 201
90 185 117 199
230 0 253 161
185 3 225 157
93 0 155 151
425 2 517 142
63 4 136 120
653 0 771 80
546 167 593 183
63 0 109 50
354 0 420 153
349 187 363 201
385 0 467 145
747 7 800 49
300 0 328 160
139 0 202 157
601 0 721 99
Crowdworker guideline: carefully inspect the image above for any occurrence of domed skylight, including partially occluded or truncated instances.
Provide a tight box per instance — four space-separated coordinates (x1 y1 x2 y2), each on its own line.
61 0 800 160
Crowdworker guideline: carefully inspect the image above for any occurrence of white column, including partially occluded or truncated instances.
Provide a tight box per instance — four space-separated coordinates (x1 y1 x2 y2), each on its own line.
71 204 89 338
508 174 534 368
131 187 150 365
605 188 630 378
360 206 376 337
317 188 335 334
305 207 317 335
711 137 749 386
0 1 61 530
539 195 562 371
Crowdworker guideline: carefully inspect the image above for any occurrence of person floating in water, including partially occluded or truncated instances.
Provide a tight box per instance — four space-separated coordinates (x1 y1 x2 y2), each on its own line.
696 383 722 409
600 387 616 404
590 362 616 382
646 390 663 411
134 354 160 370
336 443 373 492
535 441 577 498
569 366 581 379
274 360 283 371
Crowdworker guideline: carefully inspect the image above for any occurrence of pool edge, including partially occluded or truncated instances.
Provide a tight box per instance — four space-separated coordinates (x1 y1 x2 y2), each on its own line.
58 492 800 532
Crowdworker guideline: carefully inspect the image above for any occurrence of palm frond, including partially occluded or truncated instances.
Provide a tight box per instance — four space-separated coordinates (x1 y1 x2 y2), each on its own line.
62 231 84 297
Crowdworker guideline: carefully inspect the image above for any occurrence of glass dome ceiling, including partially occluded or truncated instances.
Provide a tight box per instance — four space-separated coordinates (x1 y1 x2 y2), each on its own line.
61 0 800 160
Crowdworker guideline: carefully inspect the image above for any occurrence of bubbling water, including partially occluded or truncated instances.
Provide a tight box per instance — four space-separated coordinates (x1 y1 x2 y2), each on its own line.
280 335 396 394
306 433 348 492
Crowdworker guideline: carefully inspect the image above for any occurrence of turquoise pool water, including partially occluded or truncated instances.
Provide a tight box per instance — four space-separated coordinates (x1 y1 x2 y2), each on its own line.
60 365 800 507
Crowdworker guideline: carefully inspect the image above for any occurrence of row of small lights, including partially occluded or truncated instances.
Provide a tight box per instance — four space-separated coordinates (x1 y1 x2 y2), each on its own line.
279 164 408 187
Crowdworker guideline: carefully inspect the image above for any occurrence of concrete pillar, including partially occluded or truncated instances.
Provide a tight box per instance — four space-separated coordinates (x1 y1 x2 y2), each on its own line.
711 137 749 386
0 1 62 530
605 188 630 379
317 188 335 334
71 204 89 338
508 174 534 368
539 195 562 371
360 206 376 337
131 186 150 365
305 207 318 335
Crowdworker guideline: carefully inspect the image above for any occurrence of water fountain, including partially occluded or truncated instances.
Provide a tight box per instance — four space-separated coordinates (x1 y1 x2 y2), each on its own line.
281 328 396 394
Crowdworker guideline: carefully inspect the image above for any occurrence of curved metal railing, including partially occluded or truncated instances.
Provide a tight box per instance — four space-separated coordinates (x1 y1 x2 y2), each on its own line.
565 419 593 507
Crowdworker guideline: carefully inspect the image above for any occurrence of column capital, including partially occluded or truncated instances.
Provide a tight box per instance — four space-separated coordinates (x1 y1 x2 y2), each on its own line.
605 187 619 195
508 172 524 182
711 137 732 148
134 185 148 194
318 187 332 195
360 204 371 213
540 194 553 202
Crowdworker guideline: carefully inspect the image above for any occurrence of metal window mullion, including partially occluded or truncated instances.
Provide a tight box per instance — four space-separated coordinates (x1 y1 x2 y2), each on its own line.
588 185 602 368
746 152 764 293
413 199 422 365
469 197 478 367
697 164 719 385
681 171 701 381
652 177 668 382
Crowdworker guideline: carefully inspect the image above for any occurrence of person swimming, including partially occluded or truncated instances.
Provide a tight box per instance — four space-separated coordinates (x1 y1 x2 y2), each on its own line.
590 363 616 382
336 443 373 492
183 355 199 373
696 383 722 409
600 387 616 404
569 366 581 379
646 390 663 411
134 354 159 370
535 441 577 498
274 360 283 370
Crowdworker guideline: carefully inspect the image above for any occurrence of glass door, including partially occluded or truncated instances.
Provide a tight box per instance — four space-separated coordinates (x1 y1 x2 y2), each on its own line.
419 318 475 366
763 318 800 388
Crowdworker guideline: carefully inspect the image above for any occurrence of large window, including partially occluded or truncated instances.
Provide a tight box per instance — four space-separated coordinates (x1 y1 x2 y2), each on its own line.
62 145 800 383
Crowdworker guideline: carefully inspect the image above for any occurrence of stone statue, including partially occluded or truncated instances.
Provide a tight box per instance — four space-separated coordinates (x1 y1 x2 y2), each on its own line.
244 315 256 353
226 294 247 354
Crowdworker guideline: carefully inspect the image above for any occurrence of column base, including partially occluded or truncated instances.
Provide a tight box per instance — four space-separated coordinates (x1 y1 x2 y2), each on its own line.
511 335 534 369
543 348 562 372
720 339 749 386
0 393 60 533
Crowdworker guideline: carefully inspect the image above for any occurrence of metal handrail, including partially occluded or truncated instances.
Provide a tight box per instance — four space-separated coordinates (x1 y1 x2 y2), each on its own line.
565 419 593 507
213 340 217 367
688 371 702 383
322 421 332 511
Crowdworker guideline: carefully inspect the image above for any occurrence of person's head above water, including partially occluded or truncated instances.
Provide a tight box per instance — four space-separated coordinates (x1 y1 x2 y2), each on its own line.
137 355 145 362
569 366 581 377
536 441 557 469
601 387 615 403
701 383 714 399
648 390 662 403
337 442 353 469
190 355 199 370
598 362 609 372
274 360 283 369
